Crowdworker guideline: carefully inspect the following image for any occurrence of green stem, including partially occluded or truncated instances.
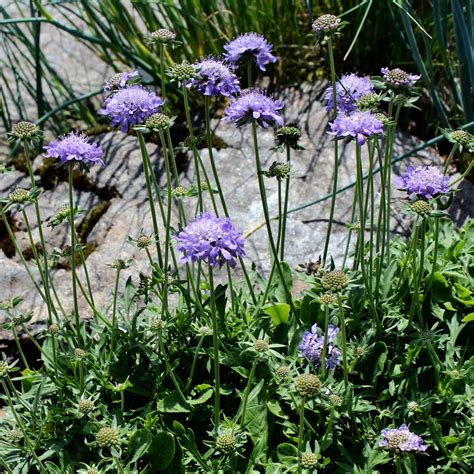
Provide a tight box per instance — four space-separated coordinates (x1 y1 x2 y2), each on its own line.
240 358 258 427
159 44 167 108
280 145 291 261
297 395 306 473
109 268 121 361
276 178 283 254
408 219 425 327
184 334 205 393
395 455 402 474
337 294 349 388
12 327 30 371
444 143 459 173
320 304 330 380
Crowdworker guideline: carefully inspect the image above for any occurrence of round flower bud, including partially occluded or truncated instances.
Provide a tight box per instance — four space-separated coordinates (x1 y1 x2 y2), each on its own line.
216 432 236 454
0 361 10 377
448 369 460 379
321 270 349 291
150 28 176 44
10 121 40 141
266 161 291 180
312 14 341 33
171 186 189 198
374 113 391 125
7 429 23 443
78 399 95 414
150 319 165 331
295 373 321 398
449 129 472 145
300 451 319 470
329 394 342 406
48 324 60 335
407 401 419 412
136 234 152 249
168 61 197 82
74 348 86 360
145 113 172 130
410 200 432 216
8 187 30 204
320 292 337 305
275 126 303 150
356 92 379 111
87 469 100 474
95 427 119 448
253 339 269 353
275 366 291 379
353 345 366 357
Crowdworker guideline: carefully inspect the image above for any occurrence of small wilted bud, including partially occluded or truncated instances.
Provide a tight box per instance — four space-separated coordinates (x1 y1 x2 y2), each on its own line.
7 429 23 443
150 28 176 44
136 234 152 249
9 121 41 143
407 401 419 413
275 366 291 379
274 126 304 150
329 393 342 406
253 339 269 353
95 427 119 448
410 200 432 216
312 14 341 33
150 319 165 331
216 432 236 454
320 292 337 305
356 92 379 111
171 186 189 198
107 258 132 270
168 61 197 83
8 187 31 204
48 205 71 229
263 161 291 180
61 245 72 257
145 113 173 131
295 373 321 398
48 324 60 335
300 451 319 470
299 258 321 276
449 129 473 145
321 270 348 291
74 348 86 360
78 398 95 414
0 360 10 377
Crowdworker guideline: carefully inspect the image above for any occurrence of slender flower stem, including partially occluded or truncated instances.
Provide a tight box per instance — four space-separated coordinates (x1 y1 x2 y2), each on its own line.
408 219 425 327
342 185 358 269
68 164 82 345
280 145 291 261
320 304 330 380
185 334 205 393
208 265 221 434
109 268 121 361
73 227 96 311
239 358 258 427
322 35 339 265
12 327 30 371
426 216 440 294
395 456 402 474
444 143 459 173
297 395 306 473
276 178 283 254
337 294 349 388
159 44 167 108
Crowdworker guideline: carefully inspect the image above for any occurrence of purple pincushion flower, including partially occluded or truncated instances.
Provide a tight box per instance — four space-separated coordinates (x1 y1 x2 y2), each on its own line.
324 73 374 113
98 85 164 132
44 132 105 167
225 89 284 128
188 57 240 97
379 424 428 452
397 166 450 200
299 324 342 369
104 69 139 92
381 67 421 88
224 33 277 71
175 213 245 268
328 111 384 145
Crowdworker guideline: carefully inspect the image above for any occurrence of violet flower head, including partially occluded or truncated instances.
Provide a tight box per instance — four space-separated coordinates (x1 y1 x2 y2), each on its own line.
98 85 164 133
379 424 428 452
328 111 384 145
224 33 277 71
225 89 284 128
397 165 450 200
189 57 240 97
104 69 139 92
299 324 342 369
324 73 374 113
44 132 105 167
175 213 245 268
381 67 421 88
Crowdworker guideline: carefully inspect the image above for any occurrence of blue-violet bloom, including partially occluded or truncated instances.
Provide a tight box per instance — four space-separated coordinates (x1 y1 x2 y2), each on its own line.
225 89 284 128
397 165 450 200
98 85 164 133
324 73 374 113
104 69 139 92
44 132 105 167
381 67 421 88
224 33 277 72
175 213 245 268
328 111 384 145
379 424 428 452
189 57 240 97
299 323 342 369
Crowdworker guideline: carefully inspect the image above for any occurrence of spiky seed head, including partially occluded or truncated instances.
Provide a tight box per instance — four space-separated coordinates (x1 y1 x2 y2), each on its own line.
7 429 23 443
145 113 172 130
300 451 319 470
449 129 472 145
329 394 342 406
312 14 341 33
267 161 291 180
136 234 152 249
356 92 379 111
150 28 176 43
410 200 432 216
48 324 60 334
171 186 189 198
8 187 30 204
95 427 119 448
253 339 269 353
150 319 165 331
321 270 348 291
78 399 95 414
74 348 86 360
320 292 337 305
168 61 197 82
10 121 40 141
216 432 236 454
0 361 10 377
407 401 419 412
295 373 321 398
275 125 303 150
275 365 291 379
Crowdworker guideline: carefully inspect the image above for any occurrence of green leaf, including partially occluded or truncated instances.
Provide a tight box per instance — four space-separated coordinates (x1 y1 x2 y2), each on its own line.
263 303 290 326
129 429 152 463
462 313 474 323
149 432 176 471
277 443 298 463
189 384 213 405
157 394 190 413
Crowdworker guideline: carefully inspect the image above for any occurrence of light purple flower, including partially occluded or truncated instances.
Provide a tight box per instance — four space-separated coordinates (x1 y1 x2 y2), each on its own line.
379 424 428 452
188 57 240 97
44 132 105 167
175 213 245 268
397 165 450 200
381 67 421 88
224 33 277 71
324 73 374 113
328 111 384 145
299 324 342 369
225 89 284 128
104 69 139 92
98 85 164 133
